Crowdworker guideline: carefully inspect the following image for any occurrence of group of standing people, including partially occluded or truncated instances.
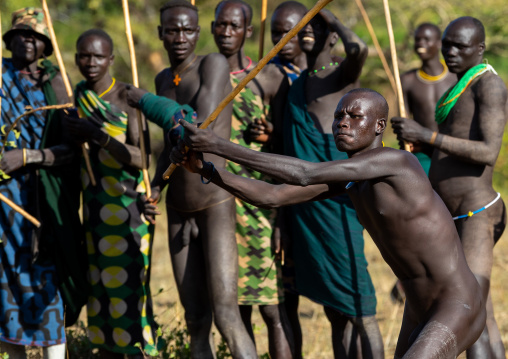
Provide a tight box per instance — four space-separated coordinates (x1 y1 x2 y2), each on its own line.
0 1 506 359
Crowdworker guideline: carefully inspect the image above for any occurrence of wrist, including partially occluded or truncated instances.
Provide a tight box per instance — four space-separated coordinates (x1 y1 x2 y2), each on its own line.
427 130 439 146
25 149 45 165
200 161 216 184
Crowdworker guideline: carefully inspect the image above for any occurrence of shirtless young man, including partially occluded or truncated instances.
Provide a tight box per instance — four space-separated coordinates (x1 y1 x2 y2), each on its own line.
399 23 456 174
391 17 507 359
280 9 383 359
211 2 292 358
171 88 486 359
390 23 457 304
269 1 308 83
128 1 257 357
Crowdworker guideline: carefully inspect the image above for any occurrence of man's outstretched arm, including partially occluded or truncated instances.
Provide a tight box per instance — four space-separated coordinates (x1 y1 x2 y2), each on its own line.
173 149 341 208
178 120 404 186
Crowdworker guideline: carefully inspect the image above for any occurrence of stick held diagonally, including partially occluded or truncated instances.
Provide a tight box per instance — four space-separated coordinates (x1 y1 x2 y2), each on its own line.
163 0 334 180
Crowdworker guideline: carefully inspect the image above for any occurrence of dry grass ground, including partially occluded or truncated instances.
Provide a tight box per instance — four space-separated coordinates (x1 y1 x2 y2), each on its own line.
149 205 508 358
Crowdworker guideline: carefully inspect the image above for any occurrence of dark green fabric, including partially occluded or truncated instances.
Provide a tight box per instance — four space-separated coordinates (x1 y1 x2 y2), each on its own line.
283 71 376 316
39 60 88 326
414 152 431 176
138 92 194 131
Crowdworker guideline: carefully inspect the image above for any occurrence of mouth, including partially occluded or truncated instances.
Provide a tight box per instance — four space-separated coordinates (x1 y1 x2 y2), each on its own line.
416 47 427 54
301 36 315 43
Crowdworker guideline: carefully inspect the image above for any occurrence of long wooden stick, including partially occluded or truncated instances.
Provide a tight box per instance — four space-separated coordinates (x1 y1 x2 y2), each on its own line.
40 0 97 184
382 0 411 152
258 0 268 61
190 0 195 5
163 0 333 180
354 0 396 95
0 193 41 228
122 0 151 199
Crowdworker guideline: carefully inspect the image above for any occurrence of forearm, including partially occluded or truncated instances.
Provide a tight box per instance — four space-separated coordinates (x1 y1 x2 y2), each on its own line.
151 145 171 192
26 144 76 166
428 132 499 165
92 131 143 169
209 137 317 186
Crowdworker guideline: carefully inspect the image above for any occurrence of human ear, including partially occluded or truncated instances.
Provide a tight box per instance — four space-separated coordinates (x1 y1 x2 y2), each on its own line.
158 25 163 40
376 118 386 134
246 25 253 38
196 26 201 41
478 41 485 56
211 21 215 34
109 54 115 66
329 32 339 47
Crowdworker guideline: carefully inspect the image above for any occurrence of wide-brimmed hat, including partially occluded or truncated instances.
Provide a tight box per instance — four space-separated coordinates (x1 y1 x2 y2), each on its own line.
3 7 53 57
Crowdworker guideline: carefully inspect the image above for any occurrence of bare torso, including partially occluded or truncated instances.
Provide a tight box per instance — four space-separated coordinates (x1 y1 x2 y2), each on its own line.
429 73 507 214
402 70 456 131
347 149 480 322
305 66 358 134
156 54 233 211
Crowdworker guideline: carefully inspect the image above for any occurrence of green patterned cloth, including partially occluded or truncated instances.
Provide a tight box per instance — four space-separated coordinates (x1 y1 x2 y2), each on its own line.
76 82 158 355
435 63 496 124
228 75 283 305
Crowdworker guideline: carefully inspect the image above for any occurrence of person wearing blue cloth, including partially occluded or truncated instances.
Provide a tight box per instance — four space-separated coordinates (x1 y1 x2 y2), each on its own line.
392 17 507 359
0 7 86 359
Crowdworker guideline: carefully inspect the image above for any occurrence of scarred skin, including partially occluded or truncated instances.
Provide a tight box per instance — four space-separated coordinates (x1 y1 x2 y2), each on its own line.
399 23 456 154
211 2 292 358
137 4 257 359
391 17 507 359
171 89 486 358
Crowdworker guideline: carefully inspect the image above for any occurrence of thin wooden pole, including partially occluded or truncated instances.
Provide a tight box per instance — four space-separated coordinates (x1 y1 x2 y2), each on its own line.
40 0 97 184
0 193 41 228
190 0 195 5
382 0 411 152
163 0 333 180
258 0 268 61
122 0 151 199
354 0 396 95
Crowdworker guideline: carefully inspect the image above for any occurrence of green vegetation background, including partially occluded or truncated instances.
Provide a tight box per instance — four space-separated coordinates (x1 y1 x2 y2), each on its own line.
2 0 508 192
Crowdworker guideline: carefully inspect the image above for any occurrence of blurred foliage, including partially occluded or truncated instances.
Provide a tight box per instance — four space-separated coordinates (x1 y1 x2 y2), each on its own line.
2 0 508 191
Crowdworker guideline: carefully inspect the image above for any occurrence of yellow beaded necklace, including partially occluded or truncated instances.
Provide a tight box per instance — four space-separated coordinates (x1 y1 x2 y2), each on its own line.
417 59 448 84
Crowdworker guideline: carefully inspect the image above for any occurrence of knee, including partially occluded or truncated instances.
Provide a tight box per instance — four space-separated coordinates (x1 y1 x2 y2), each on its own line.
185 310 212 334
259 305 283 326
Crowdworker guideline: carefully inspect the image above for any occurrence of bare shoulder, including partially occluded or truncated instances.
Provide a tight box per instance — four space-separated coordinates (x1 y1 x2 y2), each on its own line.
262 62 285 80
200 52 228 70
474 72 507 99
155 68 171 89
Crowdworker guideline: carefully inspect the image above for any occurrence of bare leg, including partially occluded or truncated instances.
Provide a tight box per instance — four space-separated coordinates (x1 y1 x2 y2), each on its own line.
239 305 256 344
0 342 26 359
200 200 257 359
259 304 294 359
456 200 505 359
323 306 350 358
350 316 384 359
284 292 302 359
168 207 214 359
486 293 506 359
42 343 66 359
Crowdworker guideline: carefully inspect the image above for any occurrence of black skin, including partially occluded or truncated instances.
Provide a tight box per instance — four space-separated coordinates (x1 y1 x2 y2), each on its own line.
172 90 487 358
398 24 456 154
211 3 293 359
69 34 149 169
137 5 257 359
212 1 289 148
271 4 307 71
391 17 507 359
276 8 383 359
1 30 75 175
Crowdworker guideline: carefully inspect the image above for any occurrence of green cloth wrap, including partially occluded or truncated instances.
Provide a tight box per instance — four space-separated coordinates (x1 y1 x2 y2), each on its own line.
435 63 496 124
138 92 195 131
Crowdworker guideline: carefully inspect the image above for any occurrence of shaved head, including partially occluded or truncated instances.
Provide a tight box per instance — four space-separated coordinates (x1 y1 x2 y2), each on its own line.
415 23 441 40
346 88 389 120
446 16 485 44
273 1 307 17
215 0 252 25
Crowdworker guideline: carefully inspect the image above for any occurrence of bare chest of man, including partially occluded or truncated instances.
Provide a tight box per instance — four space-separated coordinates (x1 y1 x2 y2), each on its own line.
158 71 201 106
438 87 479 140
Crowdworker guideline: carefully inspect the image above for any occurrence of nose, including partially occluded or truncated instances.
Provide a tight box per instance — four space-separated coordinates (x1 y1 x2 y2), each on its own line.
176 30 187 42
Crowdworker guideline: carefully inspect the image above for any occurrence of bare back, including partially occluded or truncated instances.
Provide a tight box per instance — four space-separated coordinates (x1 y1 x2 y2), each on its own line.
156 53 233 211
